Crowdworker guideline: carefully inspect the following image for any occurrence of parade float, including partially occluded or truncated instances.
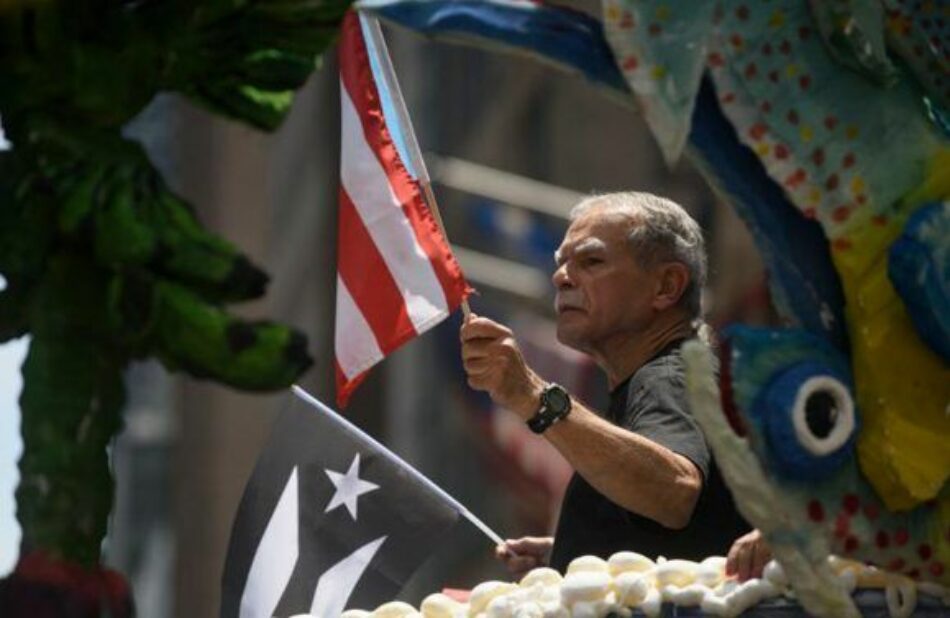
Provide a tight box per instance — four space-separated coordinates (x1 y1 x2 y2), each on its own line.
1 0 947 616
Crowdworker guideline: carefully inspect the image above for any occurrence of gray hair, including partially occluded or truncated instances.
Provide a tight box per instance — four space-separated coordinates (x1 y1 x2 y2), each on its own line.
570 192 708 321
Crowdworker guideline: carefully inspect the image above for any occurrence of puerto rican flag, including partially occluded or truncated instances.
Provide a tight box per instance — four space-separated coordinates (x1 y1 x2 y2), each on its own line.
220 387 462 617
335 11 470 407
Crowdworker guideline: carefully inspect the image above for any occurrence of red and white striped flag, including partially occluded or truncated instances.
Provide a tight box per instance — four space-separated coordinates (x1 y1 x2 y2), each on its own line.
335 12 470 407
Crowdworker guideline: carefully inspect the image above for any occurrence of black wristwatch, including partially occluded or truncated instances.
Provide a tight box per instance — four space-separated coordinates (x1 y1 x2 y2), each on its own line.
527 383 572 434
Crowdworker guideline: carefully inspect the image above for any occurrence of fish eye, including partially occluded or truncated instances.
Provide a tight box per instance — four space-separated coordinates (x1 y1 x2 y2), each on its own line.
806 392 837 437
791 375 855 456
757 363 859 480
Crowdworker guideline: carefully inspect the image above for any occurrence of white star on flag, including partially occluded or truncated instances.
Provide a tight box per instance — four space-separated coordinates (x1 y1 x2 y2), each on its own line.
324 453 379 520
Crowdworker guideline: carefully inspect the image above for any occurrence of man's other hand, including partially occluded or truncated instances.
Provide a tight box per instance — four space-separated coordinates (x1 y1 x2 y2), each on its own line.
460 315 544 417
494 536 554 580
726 529 772 581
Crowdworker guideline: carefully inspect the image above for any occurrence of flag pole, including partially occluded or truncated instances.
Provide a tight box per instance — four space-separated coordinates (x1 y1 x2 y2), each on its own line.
360 14 472 319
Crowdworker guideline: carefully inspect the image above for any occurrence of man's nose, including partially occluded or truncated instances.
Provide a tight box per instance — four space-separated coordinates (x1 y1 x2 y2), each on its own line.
552 263 572 289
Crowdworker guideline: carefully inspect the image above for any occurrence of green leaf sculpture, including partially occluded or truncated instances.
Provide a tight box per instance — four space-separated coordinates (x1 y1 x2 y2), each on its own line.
0 0 352 568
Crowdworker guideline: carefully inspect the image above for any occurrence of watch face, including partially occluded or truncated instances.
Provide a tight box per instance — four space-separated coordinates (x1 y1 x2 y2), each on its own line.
545 386 570 414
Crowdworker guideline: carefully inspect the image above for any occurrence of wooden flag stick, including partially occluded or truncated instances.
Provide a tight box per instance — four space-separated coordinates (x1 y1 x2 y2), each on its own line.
420 181 472 318
360 14 472 319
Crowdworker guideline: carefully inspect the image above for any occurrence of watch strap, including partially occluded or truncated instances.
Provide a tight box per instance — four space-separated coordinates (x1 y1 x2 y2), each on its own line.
527 410 556 434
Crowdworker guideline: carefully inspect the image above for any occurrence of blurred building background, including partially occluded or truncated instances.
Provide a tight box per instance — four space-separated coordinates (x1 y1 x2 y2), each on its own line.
0 4 773 617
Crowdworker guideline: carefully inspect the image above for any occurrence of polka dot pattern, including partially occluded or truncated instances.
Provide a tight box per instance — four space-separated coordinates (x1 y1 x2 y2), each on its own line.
604 0 945 254
699 0 944 251
800 493 947 583
603 0 718 163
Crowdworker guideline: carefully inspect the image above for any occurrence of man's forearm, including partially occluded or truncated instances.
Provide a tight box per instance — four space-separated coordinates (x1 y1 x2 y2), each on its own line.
458 315 702 528
544 403 702 529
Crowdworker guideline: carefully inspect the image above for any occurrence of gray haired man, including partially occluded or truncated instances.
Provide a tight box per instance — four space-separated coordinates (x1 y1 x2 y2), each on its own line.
460 192 749 577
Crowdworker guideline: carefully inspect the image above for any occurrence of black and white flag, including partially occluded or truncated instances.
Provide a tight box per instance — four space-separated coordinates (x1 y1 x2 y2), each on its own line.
221 387 465 617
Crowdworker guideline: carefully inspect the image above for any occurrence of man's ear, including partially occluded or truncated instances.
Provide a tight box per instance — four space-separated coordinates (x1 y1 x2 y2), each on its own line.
652 262 690 311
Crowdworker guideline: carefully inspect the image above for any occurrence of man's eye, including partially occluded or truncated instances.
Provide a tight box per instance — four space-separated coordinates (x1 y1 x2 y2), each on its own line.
582 257 603 266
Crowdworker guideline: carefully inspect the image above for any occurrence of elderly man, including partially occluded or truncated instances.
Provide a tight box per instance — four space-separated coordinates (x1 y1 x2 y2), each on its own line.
460 192 749 577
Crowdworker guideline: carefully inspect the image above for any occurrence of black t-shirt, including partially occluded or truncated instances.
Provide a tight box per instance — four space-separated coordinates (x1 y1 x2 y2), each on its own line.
549 341 749 571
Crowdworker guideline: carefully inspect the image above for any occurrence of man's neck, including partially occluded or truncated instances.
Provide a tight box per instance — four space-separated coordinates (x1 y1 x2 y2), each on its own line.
596 314 695 390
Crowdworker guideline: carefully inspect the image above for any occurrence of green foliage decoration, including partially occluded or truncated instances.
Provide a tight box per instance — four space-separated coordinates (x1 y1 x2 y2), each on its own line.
0 0 353 566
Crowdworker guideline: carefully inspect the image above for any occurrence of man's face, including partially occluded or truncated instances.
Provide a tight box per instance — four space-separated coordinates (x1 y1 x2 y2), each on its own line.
552 208 657 353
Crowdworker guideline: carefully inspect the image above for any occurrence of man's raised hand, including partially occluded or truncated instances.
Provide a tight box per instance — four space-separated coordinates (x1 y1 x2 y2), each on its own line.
459 314 545 418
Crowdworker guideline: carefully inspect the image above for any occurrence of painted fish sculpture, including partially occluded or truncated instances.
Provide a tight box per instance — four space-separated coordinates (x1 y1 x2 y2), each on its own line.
614 1 950 616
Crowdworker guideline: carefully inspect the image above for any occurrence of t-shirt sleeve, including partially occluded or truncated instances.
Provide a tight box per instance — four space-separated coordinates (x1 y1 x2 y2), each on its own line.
619 368 711 482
